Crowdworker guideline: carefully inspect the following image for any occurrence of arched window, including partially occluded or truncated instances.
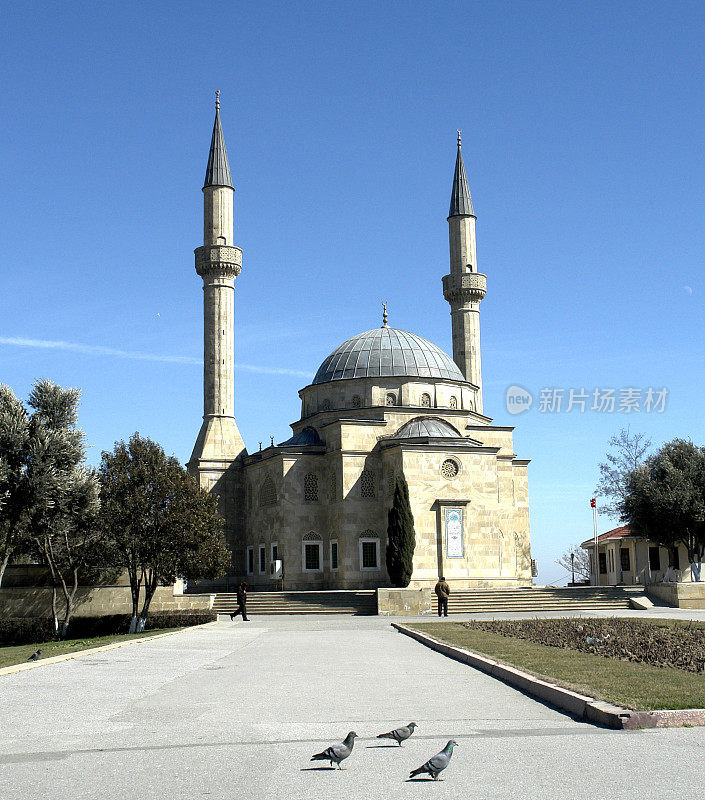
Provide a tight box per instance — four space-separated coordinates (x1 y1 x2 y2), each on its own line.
360 470 375 499
304 472 318 502
302 531 323 572
320 398 331 411
420 393 431 407
352 395 362 408
259 474 277 507
385 393 397 406
449 396 458 409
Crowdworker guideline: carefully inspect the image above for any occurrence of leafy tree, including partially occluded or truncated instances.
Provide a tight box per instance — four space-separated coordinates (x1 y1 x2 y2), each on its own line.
556 544 591 583
386 474 416 587
25 381 103 636
620 439 705 581
0 384 30 587
99 433 230 632
596 427 652 517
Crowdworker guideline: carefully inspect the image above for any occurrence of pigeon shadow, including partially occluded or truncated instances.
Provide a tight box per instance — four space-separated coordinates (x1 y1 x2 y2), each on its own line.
301 766 338 771
366 744 400 749
406 777 440 782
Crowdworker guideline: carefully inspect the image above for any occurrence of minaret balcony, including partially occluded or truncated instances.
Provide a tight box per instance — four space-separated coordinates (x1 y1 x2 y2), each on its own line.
195 244 242 278
442 272 487 305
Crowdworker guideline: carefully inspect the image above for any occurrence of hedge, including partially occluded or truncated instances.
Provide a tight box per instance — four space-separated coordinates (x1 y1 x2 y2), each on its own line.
0 611 217 646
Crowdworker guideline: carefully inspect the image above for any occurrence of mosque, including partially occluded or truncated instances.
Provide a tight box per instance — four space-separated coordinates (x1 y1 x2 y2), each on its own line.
187 96 532 590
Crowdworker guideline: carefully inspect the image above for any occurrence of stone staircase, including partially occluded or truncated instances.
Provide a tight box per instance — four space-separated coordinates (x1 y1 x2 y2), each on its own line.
212 586 644 615
213 590 378 615
444 586 643 613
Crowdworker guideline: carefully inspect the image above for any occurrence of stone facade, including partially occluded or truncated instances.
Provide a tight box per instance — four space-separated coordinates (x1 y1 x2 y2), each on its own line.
188 104 533 591
238 398 532 590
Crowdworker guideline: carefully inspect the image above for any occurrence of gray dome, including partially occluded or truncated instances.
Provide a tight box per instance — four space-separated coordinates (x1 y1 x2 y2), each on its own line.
394 417 462 439
312 328 465 385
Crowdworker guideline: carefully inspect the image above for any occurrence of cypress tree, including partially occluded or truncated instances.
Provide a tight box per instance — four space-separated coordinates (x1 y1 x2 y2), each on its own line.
386 474 416 587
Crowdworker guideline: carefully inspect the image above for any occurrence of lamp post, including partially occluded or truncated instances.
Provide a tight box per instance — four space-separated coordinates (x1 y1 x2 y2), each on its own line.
590 498 598 586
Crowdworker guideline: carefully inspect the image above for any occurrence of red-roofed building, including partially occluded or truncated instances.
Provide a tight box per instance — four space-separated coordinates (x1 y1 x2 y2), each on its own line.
581 526 691 585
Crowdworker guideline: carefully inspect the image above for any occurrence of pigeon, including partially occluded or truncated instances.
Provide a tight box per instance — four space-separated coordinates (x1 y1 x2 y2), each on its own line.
377 722 417 746
27 648 42 662
310 731 358 769
409 740 458 781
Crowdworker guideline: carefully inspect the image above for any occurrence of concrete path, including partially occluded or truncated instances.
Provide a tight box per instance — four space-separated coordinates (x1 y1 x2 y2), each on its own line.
0 616 701 800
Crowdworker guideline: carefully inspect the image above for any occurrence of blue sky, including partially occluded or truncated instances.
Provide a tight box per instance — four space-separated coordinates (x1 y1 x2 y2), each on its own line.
1 1 704 584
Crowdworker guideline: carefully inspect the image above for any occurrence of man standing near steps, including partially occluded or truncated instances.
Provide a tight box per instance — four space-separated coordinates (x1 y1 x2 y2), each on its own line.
434 576 450 617
230 582 250 621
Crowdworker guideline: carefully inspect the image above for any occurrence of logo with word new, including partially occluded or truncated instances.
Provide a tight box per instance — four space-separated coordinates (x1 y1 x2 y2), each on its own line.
505 385 533 415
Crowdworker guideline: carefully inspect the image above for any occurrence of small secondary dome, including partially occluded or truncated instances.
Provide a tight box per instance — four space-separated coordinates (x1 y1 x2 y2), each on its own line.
393 417 463 439
312 328 465 385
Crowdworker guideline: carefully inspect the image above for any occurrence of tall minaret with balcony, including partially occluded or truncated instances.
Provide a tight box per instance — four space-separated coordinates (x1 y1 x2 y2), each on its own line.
188 93 247 504
442 131 487 414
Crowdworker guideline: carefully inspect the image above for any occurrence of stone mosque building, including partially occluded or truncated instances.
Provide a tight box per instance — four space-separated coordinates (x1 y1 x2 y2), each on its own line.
187 97 532 590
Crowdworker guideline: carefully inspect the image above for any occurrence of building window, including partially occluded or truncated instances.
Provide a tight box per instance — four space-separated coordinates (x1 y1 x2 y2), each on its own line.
598 553 607 574
359 533 380 570
247 547 254 575
360 470 375 498
330 540 338 571
649 546 661 571
352 395 362 408
329 469 337 501
441 458 460 479
320 398 331 411
271 542 278 564
449 396 458 409
260 474 277 506
302 532 322 572
420 393 431 407
387 473 395 496
385 393 397 406
620 548 630 572
259 545 266 574
304 472 319 502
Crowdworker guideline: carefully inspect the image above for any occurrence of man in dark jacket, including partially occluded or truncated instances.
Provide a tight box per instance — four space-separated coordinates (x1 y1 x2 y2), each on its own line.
230 582 250 621
434 576 450 617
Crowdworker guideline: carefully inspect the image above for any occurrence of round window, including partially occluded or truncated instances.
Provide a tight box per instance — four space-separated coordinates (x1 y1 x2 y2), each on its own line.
441 459 460 479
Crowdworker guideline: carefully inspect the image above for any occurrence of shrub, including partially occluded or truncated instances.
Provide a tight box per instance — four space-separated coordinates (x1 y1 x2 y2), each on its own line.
462 618 705 673
0 611 216 646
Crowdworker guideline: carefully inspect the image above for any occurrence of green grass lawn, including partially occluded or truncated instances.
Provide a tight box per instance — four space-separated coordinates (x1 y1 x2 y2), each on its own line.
0 629 181 670
410 622 705 711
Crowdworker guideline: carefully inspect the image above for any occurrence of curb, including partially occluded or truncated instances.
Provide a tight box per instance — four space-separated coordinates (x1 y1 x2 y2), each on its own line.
391 623 705 730
0 622 217 677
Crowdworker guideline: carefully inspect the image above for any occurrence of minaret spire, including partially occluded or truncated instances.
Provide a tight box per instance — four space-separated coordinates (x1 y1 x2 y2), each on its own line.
204 90 233 189
442 131 487 413
448 130 474 217
189 96 247 554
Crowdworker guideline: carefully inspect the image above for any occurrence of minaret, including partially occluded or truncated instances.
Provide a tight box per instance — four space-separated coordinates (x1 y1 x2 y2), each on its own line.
188 92 247 496
442 131 487 413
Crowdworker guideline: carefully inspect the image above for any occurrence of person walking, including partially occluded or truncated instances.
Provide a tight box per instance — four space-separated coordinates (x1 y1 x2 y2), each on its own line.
434 576 450 617
230 581 250 621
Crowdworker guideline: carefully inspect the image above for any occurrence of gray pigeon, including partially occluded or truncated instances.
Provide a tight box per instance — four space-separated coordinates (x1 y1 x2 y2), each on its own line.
27 648 42 662
377 722 417 746
310 731 358 769
409 740 458 780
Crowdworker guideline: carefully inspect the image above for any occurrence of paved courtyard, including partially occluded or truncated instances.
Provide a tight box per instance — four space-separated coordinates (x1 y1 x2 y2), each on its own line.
0 614 702 799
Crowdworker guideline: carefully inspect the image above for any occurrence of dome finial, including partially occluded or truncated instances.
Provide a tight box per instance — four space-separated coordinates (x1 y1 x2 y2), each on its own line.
215 89 220 111
381 301 388 328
